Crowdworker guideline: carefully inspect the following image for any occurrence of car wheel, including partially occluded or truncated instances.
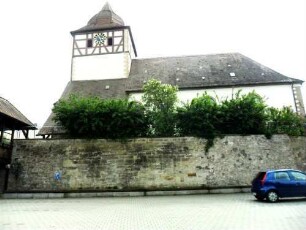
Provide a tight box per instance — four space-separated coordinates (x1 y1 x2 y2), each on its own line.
266 191 279 202
255 195 264 201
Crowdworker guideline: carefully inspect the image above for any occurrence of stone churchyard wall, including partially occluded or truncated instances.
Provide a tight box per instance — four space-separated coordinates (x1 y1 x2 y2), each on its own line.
6 135 306 192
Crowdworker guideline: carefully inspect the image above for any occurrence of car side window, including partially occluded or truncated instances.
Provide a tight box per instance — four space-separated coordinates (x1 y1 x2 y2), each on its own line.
274 172 290 181
290 172 306 181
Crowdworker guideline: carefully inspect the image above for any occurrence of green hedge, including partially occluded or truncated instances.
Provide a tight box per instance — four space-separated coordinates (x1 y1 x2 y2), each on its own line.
52 95 148 138
265 107 305 136
176 93 220 138
177 91 304 138
52 84 305 139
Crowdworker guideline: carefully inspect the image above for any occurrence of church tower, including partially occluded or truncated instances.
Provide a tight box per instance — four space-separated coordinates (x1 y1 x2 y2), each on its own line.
70 2 137 81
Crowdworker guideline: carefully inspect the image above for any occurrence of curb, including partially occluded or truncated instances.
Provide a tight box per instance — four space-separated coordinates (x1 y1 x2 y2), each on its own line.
1 187 251 199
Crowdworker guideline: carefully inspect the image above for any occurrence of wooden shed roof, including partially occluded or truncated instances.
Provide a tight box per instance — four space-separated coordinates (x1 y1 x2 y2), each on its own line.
0 97 36 130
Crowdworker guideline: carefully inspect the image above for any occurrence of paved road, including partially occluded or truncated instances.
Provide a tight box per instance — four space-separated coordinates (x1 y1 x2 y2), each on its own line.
0 194 306 230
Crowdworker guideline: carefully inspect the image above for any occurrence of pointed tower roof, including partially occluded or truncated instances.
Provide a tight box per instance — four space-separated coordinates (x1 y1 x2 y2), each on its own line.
72 2 125 34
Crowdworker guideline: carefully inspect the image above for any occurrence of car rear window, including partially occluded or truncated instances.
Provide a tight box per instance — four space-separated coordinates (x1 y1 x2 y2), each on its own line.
254 172 266 180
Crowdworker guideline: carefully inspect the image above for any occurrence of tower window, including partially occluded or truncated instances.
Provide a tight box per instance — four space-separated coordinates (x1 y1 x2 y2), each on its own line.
107 37 113 46
87 39 93 48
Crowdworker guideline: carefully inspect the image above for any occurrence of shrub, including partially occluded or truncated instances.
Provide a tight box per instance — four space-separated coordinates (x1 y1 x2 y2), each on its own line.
218 91 267 135
177 93 220 138
265 107 305 136
52 95 148 138
177 91 268 136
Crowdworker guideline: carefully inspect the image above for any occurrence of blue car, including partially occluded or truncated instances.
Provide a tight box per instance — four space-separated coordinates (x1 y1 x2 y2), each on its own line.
251 169 306 202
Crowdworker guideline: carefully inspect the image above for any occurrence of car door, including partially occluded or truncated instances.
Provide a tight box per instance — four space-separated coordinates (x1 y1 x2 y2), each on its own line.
274 171 296 197
289 171 306 197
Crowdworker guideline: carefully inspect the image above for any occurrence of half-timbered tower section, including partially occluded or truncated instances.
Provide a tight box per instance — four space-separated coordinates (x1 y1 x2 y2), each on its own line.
70 3 137 81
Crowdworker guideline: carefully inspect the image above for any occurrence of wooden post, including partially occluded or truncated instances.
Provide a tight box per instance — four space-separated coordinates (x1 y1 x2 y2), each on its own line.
0 124 3 145
10 129 15 148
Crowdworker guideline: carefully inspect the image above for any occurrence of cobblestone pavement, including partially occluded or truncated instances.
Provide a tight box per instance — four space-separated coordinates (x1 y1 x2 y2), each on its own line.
1 193 306 230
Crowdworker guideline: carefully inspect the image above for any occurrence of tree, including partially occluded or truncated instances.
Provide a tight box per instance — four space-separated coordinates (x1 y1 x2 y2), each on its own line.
142 79 178 137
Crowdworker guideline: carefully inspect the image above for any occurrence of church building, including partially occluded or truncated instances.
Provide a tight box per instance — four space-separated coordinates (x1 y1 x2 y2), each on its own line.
38 2 305 138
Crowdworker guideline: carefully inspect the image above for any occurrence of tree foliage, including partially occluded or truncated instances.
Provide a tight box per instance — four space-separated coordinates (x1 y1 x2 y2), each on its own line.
52 95 148 138
176 90 306 138
177 91 268 137
218 91 267 135
265 107 305 136
177 93 220 138
142 79 178 137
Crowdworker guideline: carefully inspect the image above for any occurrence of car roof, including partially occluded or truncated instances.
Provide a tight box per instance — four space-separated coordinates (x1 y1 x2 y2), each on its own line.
266 169 305 173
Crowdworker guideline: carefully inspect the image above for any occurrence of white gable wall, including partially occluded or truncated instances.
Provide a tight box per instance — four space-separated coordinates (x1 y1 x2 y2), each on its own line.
129 84 297 111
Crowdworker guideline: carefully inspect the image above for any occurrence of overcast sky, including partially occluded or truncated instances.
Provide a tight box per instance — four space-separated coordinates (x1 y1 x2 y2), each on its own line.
0 0 305 128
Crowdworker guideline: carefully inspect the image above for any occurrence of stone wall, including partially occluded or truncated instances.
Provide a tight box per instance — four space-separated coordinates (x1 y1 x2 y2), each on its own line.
7 135 306 192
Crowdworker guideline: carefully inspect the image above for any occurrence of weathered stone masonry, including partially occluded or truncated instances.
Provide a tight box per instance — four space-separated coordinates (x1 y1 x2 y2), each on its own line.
7 135 306 192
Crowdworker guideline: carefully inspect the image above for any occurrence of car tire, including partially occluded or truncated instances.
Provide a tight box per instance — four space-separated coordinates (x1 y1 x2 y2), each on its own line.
266 191 279 202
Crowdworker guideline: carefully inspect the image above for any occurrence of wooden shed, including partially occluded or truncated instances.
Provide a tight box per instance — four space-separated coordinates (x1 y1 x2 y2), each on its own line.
0 97 36 147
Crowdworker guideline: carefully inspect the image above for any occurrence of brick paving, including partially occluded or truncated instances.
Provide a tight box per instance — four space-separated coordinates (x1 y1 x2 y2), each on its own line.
1 194 306 230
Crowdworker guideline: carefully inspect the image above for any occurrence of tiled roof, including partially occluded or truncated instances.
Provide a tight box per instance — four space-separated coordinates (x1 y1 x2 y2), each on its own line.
38 53 303 135
38 79 128 135
0 97 36 130
71 2 124 34
126 53 302 91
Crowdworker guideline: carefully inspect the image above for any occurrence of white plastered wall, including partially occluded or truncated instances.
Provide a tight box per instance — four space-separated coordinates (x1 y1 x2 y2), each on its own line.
130 84 297 111
71 52 131 81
